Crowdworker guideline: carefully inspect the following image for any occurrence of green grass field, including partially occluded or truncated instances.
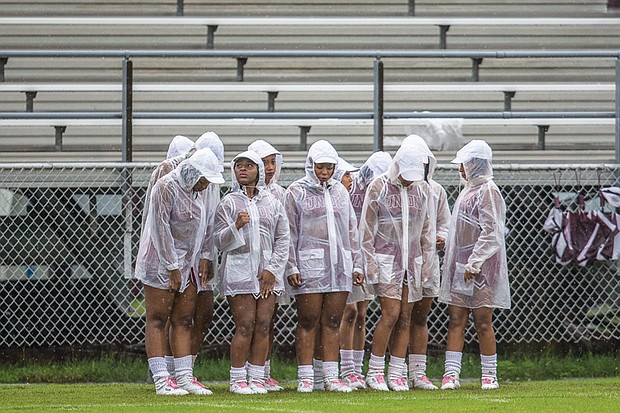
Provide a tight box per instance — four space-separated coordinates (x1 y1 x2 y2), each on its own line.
1 378 619 413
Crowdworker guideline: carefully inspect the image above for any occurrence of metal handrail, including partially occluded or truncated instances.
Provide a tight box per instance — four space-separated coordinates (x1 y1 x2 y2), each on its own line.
0 49 618 161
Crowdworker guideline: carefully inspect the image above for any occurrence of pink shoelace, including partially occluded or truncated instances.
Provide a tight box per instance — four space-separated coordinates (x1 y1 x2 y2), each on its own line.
192 377 208 389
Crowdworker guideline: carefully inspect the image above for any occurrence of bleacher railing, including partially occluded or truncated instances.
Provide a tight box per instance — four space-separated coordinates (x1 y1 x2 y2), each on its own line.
1 49 619 161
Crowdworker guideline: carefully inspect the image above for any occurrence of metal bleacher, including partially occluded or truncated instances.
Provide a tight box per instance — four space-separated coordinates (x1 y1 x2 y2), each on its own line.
0 0 618 164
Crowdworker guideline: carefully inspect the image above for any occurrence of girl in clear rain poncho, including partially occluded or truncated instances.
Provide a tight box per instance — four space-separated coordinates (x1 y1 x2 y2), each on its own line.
438 140 510 391
135 148 225 396
284 140 364 393
360 144 435 392
401 134 451 391
191 131 225 373
214 150 290 395
338 151 392 388
247 139 287 392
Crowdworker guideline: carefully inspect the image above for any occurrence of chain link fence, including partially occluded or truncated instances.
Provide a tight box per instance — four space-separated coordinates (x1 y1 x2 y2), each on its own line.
1 162 619 351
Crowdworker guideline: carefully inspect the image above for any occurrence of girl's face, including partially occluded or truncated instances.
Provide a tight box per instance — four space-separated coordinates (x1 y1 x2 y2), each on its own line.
341 171 353 191
262 154 277 184
314 162 335 183
234 158 259 186
459 163 467 180
193 176 210 192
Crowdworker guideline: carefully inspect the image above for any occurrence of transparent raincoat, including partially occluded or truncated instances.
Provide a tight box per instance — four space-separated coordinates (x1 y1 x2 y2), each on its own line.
402 134 451 296
214 150 290 296
248 139 286 203
284 140 363 295
349 151 392 222
135 148 224 293
195 131 226 291
140 135 195 232
359 146 434 303
438 140 511 309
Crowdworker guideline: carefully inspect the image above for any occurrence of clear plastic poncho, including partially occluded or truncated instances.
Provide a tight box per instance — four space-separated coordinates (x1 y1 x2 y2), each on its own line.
360 145 435 303
195 131 226 291
140 135 195 233
135 148 223 293
438 140 511 309
349 151 392 222
248 139 286 203
402 134 451 295
284 140 363 295
214 150 290 296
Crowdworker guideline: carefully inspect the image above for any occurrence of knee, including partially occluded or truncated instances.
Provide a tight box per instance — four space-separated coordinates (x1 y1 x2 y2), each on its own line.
342 306 358 324
236 319 256 338
298 314 319 332
323 313 344 332
254 317 271 336
474 319 493 336
170 314 193 329
410 312 428 328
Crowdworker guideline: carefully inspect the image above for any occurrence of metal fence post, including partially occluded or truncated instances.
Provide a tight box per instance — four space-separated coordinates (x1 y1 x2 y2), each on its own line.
373 58 384 152
122 58 133 163
176 0 184 16
615 58 620 164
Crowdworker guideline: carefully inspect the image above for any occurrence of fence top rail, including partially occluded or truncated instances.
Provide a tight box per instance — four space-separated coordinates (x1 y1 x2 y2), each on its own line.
0 82 615 93
1 49 619 59
0 162 617 171
1 17 619 26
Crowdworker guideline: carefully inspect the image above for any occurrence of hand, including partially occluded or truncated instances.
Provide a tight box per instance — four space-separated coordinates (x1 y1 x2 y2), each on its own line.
353 271 364 286
436 236 445 251
235 211 251 229
464 270 476 282
287 273 302 287
258 269 275 299
169 269 182 292
199 259 214 288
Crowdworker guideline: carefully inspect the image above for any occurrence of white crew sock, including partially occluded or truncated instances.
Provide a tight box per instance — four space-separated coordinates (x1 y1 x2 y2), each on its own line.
481 353 497 379
444 351 463 376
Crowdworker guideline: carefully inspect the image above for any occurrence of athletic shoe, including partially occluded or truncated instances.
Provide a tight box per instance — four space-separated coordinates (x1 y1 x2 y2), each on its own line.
355 373 367 388
410 375 438 390
441 371 461 390
264 377 284 391
342 372 366 390
176 375 213 395
155 376 189 396
230 379 254 395
297 379 314 393
365 373 389 391
387 377 409 391
324 378 353 393
481 377 499 390
249 379 268 394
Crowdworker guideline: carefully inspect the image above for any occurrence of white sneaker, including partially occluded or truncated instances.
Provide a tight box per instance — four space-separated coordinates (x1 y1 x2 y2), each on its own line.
249 379 268 394
365 373 389 391
176 375 213 395
342 372 366 390
441 371 461 390
230 379 254 395
264 377 284 391
411 375 438 390
155 376 189 396
481 377 499 390
297 379 314 393
324 378 353 393
387 377 409 391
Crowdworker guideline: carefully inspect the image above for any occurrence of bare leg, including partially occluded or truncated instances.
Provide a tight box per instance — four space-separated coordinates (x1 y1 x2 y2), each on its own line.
168 282 198 358
409 297 434 355
144 284 175 358
352 300 369 351
370 296 403 358
472 307 496 355
249 294 276 366
190 290 214 355
227 294 257 368
389 286 414 359
339 303 358 350
295 293 323 366
446 305 470 353
320 292 349 362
